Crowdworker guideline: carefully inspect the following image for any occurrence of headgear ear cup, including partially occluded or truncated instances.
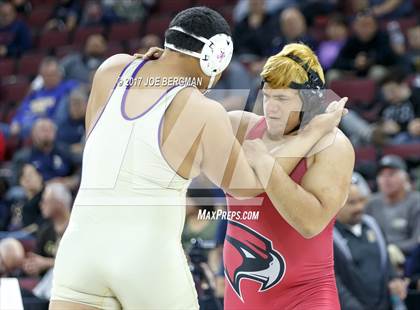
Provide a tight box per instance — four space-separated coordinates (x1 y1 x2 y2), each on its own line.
164 26 233 89
284 54 326 127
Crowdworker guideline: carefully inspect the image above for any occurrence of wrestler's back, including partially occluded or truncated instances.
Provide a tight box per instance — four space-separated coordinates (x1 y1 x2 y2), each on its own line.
51 57 199 309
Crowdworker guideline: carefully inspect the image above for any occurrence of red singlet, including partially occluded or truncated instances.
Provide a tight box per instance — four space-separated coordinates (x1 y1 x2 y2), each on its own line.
223 117 340 310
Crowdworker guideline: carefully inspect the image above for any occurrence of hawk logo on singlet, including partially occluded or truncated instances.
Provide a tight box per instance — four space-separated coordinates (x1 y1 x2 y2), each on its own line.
224 220 286 301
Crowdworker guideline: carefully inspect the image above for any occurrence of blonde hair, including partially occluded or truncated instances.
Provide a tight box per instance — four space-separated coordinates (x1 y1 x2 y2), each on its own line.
260 43 325 89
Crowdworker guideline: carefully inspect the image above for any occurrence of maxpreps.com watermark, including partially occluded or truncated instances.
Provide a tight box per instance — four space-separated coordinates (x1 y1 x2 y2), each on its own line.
118 76 203 87
198 209 260 221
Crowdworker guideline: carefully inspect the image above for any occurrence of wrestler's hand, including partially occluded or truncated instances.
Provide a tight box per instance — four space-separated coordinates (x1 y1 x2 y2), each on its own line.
134 47 164 60
242 139 270 168
307 97 348 135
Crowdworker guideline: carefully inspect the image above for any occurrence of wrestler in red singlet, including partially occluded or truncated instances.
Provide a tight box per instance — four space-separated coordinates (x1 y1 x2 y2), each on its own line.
224 117 340 310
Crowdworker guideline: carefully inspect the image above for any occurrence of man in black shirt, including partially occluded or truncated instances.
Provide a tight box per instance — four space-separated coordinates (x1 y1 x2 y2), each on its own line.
23 183 71 276
334 173 408 309
330 12 398 81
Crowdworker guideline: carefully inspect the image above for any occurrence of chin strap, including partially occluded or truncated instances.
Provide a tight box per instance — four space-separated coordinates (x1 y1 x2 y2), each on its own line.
207 74 216 89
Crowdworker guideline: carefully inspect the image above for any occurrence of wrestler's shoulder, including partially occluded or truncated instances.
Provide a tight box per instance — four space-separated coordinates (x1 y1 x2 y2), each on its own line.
95 53 136 77
318 128 355 161
227 110 260 129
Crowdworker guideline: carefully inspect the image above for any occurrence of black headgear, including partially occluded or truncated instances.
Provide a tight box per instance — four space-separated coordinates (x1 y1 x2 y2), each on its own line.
284 54 326 128
285 54 325 91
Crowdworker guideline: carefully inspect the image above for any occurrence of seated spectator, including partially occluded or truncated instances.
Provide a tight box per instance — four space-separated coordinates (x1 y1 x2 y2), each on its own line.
233 0 278 57
272 7 317 54
57 88 86 163
0 1 31 57
22 182 71 276
299 0 339 26
377 71 420 143
0 237 24 276
317 14 348 70
12 118 75 186
366 155 420 257
405 26 420 73
45 0 81 32
5 163 45 233
10 57 79 138
133 34 162 55
330 12 398 81
60 34 107 85
17 164 45 232
80 0 118 27
233 0 295 23
102 0 155 22
334 172 408 310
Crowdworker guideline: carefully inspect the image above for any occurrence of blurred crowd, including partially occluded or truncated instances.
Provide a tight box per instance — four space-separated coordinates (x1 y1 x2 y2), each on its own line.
0 0 419 309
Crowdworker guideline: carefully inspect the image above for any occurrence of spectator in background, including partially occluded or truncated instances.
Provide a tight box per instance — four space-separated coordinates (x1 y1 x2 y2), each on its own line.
366 155 420 258
233 0 278 57
17 164 45 232
334 172 408 310
0 238 24 276
377 71 420 143
10 57 79 138
330 12 398 81
45 0 81 32
0 1 31 57
317 14 348 70
23 183 71 276
10 0 32 16
405 26 420 73
299 0 339 26
12 118 75 187
232 0 295 23
208 59 253 111
60 34 107 85
272 7 316 54
354 0 413 19
133 34 162 55
80 0 118 27
6 163 45 233
57 88 86 163
102 0 155 23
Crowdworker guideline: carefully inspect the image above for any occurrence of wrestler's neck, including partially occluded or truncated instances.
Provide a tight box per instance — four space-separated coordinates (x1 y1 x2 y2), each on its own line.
154 50 204 80
264 124 298 142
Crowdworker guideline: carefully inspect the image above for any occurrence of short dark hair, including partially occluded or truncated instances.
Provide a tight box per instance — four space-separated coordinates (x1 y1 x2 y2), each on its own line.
380 67 407 86
165 6 231 53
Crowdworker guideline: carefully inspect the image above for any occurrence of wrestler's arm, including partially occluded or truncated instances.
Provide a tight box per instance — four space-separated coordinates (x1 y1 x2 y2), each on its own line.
253 130 355 238
228 111 328 175
228 97 348 175
199 98 264 198
85 54 136 134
